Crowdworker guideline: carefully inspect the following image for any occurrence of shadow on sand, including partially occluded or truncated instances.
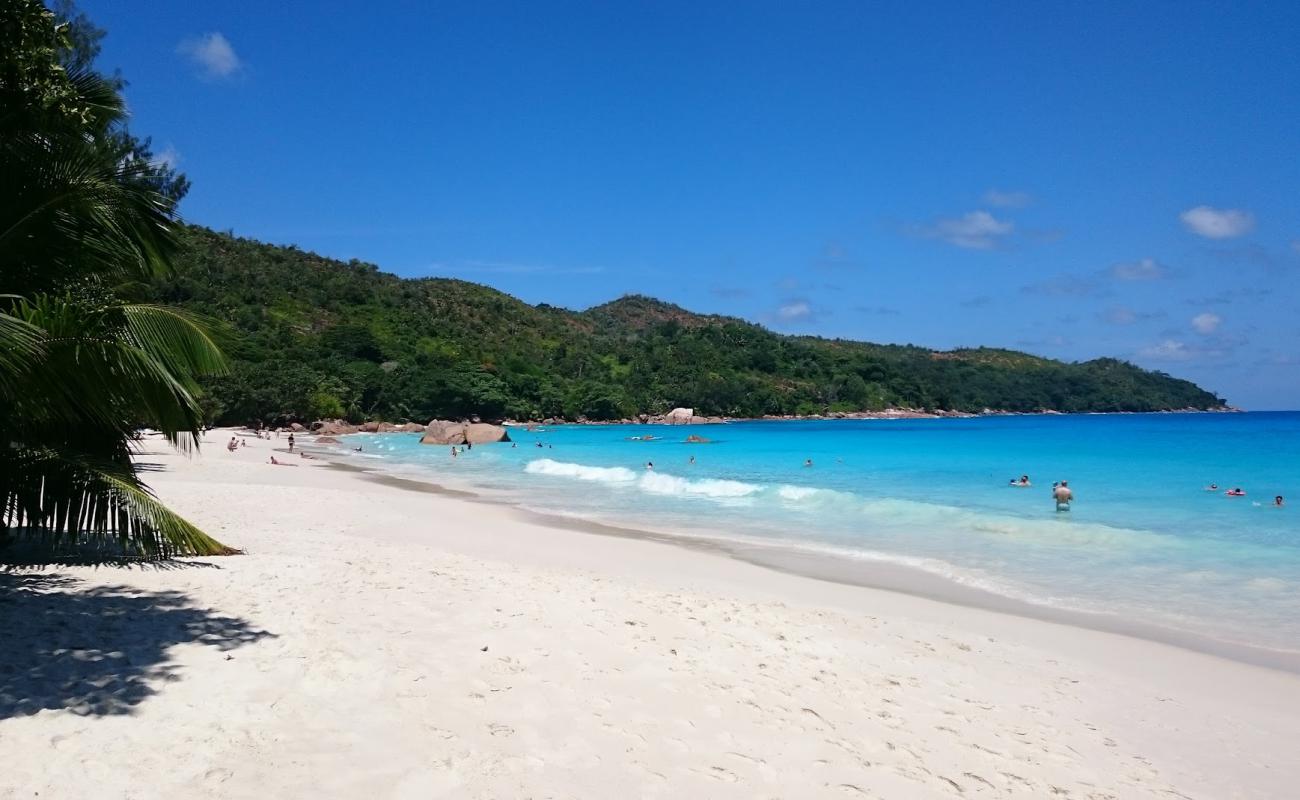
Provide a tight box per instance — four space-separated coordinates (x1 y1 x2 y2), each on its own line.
0 572 274 719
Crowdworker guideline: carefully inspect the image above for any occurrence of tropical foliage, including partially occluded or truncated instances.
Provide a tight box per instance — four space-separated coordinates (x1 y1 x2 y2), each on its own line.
150 227 1224 425
0 0 233 558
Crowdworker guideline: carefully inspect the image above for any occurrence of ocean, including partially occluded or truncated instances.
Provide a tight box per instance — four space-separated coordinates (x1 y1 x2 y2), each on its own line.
333 412 1299 654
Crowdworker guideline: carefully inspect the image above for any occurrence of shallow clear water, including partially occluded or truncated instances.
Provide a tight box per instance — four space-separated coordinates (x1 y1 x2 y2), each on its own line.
336 413 1300 651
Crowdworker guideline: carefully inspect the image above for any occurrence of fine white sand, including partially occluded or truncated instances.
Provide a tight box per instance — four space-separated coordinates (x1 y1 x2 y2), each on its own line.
2 431 1298 799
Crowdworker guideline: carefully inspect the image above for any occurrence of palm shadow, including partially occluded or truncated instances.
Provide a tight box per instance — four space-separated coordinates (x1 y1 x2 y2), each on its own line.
0 572 274 719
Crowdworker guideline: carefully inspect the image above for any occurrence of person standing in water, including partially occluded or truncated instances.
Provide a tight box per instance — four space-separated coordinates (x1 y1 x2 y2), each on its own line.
1053 480 1073 511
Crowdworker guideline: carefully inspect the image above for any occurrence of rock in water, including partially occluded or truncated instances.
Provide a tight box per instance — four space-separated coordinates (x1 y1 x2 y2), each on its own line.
419 420 511 445
465 422 510 444
420 420 466 445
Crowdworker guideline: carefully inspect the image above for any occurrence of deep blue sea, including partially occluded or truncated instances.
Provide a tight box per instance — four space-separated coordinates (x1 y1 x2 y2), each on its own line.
336 413 1299 652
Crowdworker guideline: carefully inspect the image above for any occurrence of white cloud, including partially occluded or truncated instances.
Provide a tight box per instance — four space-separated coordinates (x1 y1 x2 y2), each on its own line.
178 32 242 79
152 144 180 169
982 189 1032 208
916 210 1014 250
1180 206 1255 239
1110 257 1168 281
776 300 813 322
1191 312 1222 334
1138 339 1194 361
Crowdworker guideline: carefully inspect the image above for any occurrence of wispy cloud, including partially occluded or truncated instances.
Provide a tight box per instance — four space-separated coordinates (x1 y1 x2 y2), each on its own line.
771 298 821 326
1098 306 1164 325
1137 331 1244 362
1185 288 1270 306
813 242 863 271
709 285 750 299
177 32 242 79
1191 312 1222 334
1015 335 1071 349
1137 339 1196 361
1180 205 1255 239
152 144 180 169
776 300 813 322
911 210 1014 250
1110 257 1169 281
982 189 1032 208
434 259 603 276
1020 274 1107 298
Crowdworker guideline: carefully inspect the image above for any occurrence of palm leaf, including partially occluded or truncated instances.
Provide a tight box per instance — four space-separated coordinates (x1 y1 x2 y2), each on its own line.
0 446 239 559
0 306 45 392
118 304 229 380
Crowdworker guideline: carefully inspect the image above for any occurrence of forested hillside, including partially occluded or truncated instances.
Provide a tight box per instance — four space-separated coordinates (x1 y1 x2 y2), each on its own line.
148 227 1225 424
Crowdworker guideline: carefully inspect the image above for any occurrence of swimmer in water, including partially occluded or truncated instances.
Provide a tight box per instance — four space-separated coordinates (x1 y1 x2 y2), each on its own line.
1275 495 1285 507
804 459 813 468
1204 483 1219 491
1225 488 1246 497
1053 480 1073 511
1019 475 1031 486
646 461 654 470
688 455 695 465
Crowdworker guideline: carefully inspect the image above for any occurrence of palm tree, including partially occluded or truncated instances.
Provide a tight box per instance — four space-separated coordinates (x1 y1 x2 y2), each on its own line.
0 1 235 558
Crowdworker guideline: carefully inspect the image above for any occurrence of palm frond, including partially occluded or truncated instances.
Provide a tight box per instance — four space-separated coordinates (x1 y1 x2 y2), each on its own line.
6 296 206 447
118 304 229 380
0 307 45 390
0 446 239 559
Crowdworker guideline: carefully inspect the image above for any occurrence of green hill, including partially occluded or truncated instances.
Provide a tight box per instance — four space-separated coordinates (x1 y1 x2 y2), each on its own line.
148 226 1225 424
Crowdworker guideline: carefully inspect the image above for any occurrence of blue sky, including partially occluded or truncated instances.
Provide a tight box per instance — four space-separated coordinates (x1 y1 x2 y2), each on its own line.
83 1 1299 408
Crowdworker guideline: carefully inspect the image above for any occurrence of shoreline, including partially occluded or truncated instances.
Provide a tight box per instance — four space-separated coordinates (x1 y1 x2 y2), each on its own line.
296 405 1245 437
326 455 1300 675
5 431 1297 797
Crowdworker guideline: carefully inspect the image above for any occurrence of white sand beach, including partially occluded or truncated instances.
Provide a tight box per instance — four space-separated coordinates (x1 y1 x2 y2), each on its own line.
3 431 1299 799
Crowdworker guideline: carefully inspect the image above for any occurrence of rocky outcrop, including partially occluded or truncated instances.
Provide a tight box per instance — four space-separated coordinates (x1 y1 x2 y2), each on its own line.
466 422 510 444
684 434 711 443
313 419 359 436
419 420 511 446
315 436 341 444
663 407 694 424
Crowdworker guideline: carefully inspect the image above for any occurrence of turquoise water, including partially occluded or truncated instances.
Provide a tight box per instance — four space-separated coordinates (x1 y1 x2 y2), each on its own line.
338 413 1299 651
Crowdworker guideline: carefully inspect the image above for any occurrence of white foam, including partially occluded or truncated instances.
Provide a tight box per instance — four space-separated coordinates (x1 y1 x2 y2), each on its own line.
525 459 637 483
638 472 761 499
777 485 821 501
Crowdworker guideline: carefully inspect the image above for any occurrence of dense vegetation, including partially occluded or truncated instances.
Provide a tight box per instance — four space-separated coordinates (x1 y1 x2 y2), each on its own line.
150 227 1224 425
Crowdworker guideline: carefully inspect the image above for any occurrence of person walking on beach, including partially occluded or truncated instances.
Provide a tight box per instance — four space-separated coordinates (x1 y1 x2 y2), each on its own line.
1053 480 1073 512
288 433 295 452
